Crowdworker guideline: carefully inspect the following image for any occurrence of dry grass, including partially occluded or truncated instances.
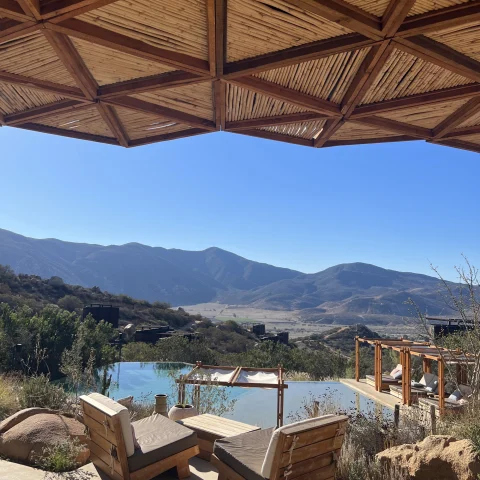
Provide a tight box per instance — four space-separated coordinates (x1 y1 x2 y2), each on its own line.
0 375 20 421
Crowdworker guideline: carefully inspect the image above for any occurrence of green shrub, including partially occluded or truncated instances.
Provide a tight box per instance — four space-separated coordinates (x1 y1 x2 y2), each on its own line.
19 374 67 410
36 438 83 472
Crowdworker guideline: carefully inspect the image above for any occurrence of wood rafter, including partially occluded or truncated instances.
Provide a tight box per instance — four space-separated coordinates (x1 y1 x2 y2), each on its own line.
382 0 416 37
128 128 209 147
226 112 329 131
45 19 210 75
282 0 382 40
4 99 89 125
324 135 417 147
103 96 217 132
16 0 41 20
433 97 480 139
214 80 226 131
41 0 120 21
16 122 119 144
234 128 314 147
223 34 376 78
0 0 33 21
430 138 480 154
442 125 480 139
229 76 340 116
97 102 129 147
0 21 39 42
353 116 432 139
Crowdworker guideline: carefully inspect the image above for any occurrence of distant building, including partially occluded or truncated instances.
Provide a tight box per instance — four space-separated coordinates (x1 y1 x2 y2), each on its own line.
83 304 120 328
427 316 474 338
260 331 289 345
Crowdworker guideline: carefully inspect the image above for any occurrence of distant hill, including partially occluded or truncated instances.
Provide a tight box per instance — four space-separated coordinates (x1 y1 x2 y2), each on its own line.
0 228 457 325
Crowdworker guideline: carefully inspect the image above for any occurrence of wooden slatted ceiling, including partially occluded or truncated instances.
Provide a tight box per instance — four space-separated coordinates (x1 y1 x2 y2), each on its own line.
0 32 77 87
426 22 480 62
78 0 209 60
408 0 471 17
260 119 326 138
331 121 403 140
360 49 474 105
226 83 308 121
114 106 191 140
376 98 471 128
254 48 370 103
457 108 480 127
70 37 175 86
452 133 480 144
35 105 114 137
133 82 214 121
343 0 390 17
226 0 352 62
0 81 66 115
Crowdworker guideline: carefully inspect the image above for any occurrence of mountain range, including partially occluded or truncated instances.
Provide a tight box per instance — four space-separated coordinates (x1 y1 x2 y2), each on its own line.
0 228 456 324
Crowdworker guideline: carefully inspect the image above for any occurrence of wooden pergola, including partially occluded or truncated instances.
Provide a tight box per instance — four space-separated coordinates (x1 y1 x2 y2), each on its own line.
176 362 288 427
355 337 474 413
0 0 480 151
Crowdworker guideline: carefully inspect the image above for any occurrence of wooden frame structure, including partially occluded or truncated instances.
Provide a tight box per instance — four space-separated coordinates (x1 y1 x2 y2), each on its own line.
80 396 200 480
0 0 480 151
177 361 287 427
211 414 348 480
355 336 476 414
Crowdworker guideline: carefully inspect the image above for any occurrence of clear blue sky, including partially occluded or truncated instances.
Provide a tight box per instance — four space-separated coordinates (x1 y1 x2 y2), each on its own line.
1 127 478 280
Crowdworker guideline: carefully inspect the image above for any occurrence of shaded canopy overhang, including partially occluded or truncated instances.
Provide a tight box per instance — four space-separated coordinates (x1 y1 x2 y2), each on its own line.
0 0 480 152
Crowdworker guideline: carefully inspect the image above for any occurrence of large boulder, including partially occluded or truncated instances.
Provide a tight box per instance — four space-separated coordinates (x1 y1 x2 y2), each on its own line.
377 435 480 480
0 409 89 466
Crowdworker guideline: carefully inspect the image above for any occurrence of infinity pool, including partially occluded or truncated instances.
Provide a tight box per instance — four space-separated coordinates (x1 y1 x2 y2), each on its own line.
103 362 389 427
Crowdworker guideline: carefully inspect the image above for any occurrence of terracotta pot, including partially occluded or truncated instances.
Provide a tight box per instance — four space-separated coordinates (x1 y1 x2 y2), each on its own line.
168 404 198 421
154 394 168 417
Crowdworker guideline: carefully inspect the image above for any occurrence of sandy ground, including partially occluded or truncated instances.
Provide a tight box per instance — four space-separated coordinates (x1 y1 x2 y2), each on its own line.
181 303 420 339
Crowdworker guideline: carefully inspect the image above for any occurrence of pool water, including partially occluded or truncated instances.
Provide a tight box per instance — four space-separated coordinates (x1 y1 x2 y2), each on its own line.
103 362 389 428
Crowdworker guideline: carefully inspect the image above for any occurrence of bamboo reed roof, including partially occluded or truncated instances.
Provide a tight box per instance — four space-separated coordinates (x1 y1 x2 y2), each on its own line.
1 0 480 151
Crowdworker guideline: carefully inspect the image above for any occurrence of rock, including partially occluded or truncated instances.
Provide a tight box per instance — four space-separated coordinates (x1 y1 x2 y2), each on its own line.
0 407 58 434
0 411 89 466
377 435 480 480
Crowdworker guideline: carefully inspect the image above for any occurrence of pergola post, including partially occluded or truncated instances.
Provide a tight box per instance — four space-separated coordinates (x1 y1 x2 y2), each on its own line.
377 342 383 391
438 359 445 415
355 336 360 382
400 348 406 404
456 363 467 384
277 365 284 427
423 358 432 373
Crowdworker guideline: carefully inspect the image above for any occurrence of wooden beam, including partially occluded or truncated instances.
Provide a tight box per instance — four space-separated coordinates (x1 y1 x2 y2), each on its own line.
351 84 480 118
442 124 480 139
0 21 39 43
0 0 33 21
341 41 394 117
353 116 432 138
226 112 329 130
211 0 226 77
234 128 314 147
397 0 480 37
4 99 88 125
0 70 87 100
223 34 376 78
381 0 416 37
229 76 341 116
43 30 98 100
323 135 417 147
128 128 208 147
433 96 480 138
97 102 129 147
282 0 382 40
103 96 217 131
214 80 225 130
314 117 344 147
206 0 216 76
16 122 119 144
97 71 206 99
41 0 120 20
394 36 480 83
16 0 40 19
0 112 5 125
46 19 210 75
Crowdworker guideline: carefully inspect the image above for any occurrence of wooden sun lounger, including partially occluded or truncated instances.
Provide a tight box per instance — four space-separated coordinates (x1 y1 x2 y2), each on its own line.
80 394 199 480
211 414 348 480
366 374 401 391
418 396 466 413
389 384 429 402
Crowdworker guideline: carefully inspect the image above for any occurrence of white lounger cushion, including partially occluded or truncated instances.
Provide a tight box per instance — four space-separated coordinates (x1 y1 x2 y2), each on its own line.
261 415 336 478
81 393 135 457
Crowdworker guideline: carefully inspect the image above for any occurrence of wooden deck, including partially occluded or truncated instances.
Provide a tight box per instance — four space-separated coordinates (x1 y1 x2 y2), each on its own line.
340 378 400 410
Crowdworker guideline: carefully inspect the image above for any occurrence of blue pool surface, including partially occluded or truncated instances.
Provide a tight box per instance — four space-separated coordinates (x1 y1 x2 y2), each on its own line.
103 362 389 428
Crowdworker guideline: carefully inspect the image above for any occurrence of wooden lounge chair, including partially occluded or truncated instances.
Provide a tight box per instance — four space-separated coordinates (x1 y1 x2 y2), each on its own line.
365 374 401 391
80 393 200 480
388 384 429 402
211 414 348 480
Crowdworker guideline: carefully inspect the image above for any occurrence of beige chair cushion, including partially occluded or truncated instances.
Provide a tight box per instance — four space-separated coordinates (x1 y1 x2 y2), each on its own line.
81 393 135 457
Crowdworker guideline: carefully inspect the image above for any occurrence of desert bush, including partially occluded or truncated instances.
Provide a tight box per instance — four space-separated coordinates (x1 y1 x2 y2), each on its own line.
19 374 68 410
36 438 83 472
122 342 157 362
0 375 20 420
